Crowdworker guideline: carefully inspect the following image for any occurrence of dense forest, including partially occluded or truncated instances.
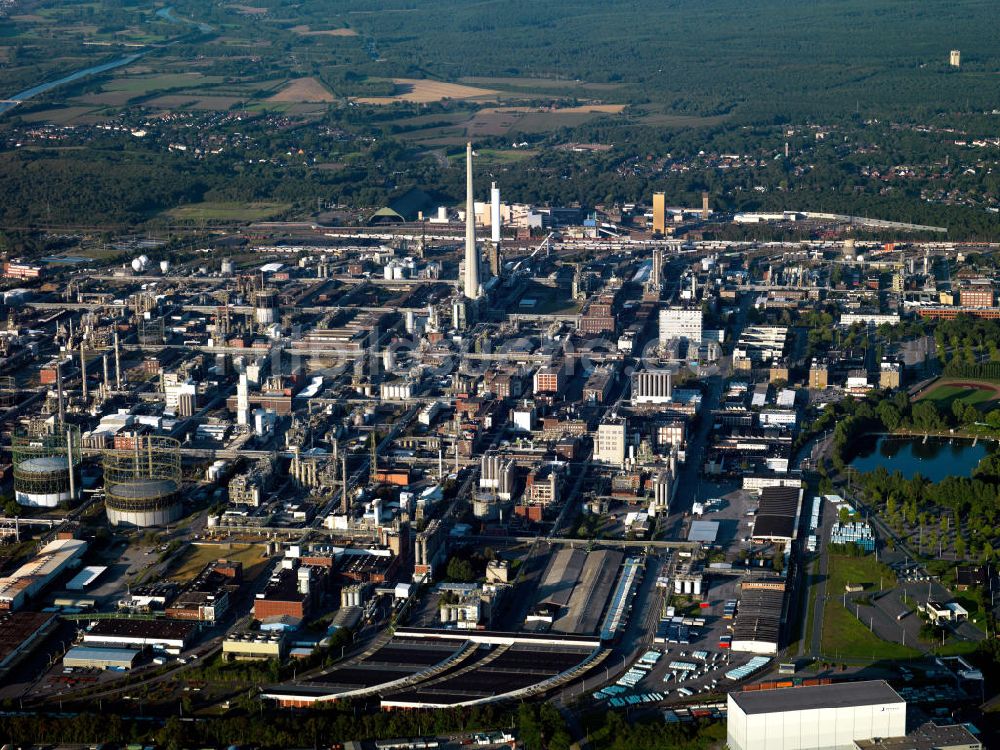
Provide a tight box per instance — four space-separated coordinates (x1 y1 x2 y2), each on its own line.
0 703 724 750
168 0 1000 121
2 0 1000 236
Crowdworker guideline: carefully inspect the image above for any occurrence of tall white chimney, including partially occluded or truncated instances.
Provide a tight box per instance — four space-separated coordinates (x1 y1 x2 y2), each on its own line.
464 142 481 299
490 181 501 244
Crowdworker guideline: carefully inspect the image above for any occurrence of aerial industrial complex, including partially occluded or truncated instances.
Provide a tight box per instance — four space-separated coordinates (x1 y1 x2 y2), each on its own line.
0 141 994 749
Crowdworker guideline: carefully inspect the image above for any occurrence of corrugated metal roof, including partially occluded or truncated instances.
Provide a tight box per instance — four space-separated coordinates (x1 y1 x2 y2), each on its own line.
64 646 140 663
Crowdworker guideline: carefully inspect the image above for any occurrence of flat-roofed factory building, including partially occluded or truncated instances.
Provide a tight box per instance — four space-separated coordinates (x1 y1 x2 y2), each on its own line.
727 680 906 750
751 485 804 544
223 629 287 661
63 646 140 670
0 612 59 673
528 547 624 635
82 619 195 655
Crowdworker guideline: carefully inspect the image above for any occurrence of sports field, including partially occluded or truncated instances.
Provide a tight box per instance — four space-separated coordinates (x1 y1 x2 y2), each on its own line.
166 201 290 221
914 378 1000 411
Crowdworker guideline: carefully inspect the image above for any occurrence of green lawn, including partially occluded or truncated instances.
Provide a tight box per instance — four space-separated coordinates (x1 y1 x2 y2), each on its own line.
919 380 999 411
820 554 921 662
165 201 290 222
933 640 979 657
446 148 538 164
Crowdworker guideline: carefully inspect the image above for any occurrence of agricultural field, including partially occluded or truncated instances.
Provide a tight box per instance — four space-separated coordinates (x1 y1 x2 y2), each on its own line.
169 542 269 583
268 77 335 103
460 76 625 93
17 106 107 125
353 78 500 105
393 103 629 146
227 4 270 15
144 94 242 110
289 24 356 36
62 71 271 114
103 72 224 95
444 147 538 165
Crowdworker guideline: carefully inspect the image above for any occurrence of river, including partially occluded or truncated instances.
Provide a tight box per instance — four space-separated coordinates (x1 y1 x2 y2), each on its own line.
0 5 213 116
0 53 144 116
155 6 214 34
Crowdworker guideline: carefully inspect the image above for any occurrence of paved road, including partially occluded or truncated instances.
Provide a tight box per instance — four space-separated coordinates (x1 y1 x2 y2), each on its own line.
660 375 724 540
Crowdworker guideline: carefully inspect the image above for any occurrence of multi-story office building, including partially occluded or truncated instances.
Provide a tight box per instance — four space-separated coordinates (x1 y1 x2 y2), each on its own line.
632 368 673 404
659 306 702 347
595 417 627 465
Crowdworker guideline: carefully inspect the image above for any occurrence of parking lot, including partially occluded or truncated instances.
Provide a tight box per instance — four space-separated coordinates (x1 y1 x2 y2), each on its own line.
25 658 138 700
671 483 759 561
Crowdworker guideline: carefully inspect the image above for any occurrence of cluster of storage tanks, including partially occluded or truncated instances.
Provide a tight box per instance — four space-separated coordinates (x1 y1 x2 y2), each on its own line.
130 255 171 274
13 426 183 527
673 574 704 596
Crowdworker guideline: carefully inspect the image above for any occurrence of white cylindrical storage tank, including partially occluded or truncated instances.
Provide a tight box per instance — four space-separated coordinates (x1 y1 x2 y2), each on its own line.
103 435 183 527
14 456 76 507
674 579 683 594
13 424 82 508
252 289 278 326
693 578 702 596
472 494 498 520
160 260 171 274
383 264 394 280
341 586 361 608
221 259 235 275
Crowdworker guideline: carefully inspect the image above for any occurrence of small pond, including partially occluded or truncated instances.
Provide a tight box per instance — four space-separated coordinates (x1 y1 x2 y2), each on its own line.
849 435 988 483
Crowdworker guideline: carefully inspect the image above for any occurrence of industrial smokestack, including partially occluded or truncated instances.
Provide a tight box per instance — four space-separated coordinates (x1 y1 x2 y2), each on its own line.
66 429 75 502
341 455 348 515
56 359 65 424
79 341 87 402
490 181 501 245
113 330 122 390
463 142 481 299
